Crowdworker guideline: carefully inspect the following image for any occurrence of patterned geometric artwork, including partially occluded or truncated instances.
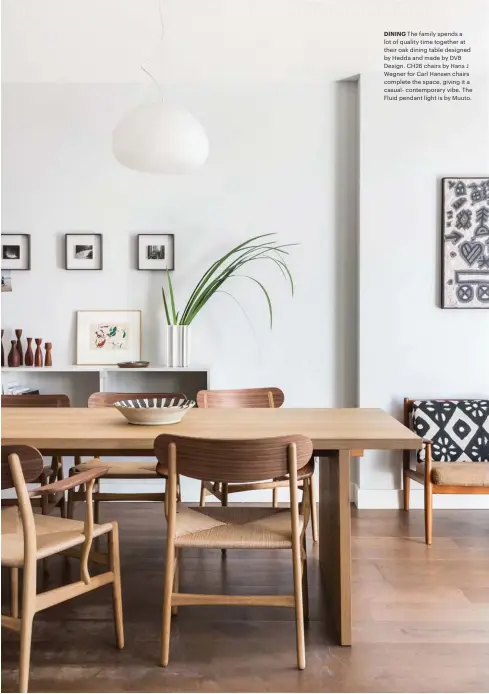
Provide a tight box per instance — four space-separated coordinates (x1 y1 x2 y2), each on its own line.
441 177 489 308
412 399 489 463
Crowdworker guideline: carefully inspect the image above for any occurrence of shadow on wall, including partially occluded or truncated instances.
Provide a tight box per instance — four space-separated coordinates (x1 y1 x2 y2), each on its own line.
333 77 360 409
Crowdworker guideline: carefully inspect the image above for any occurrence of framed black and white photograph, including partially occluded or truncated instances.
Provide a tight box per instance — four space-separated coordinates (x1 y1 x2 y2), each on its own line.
137 233 174 270
1 234 31 270
65 233 103 270
441 177 489 309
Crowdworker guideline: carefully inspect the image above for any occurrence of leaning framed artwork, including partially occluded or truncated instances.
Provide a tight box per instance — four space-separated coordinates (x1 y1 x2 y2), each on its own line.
76 310 142 365
1 234 31 270
65 233 103 270
441 177 489 309
137 233 175 270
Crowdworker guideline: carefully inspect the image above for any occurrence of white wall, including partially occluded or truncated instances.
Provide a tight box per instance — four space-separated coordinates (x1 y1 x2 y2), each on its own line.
1 79 336 406
358 7 489 508
2 0 488 505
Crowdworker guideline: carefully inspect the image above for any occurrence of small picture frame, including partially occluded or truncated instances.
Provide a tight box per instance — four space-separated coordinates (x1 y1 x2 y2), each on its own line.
137 233 175 270
1 234 31 270
65 233 103 270
76 309 142 365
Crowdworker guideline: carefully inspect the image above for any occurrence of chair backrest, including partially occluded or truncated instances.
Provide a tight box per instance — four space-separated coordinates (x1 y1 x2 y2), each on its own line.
196 387 284 409
154 433 313 483
1 394 70 408
1 445 44 490
1 446 43 573
88 391 187 408
405 397 489 463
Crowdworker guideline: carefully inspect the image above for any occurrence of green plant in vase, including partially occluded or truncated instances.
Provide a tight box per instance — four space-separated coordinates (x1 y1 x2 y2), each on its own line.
162 234 295 365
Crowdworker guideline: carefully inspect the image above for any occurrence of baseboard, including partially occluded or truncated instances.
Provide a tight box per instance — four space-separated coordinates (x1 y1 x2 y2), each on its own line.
351 483 489 510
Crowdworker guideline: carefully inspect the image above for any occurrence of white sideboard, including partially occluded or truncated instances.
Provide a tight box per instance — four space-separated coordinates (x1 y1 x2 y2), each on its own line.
1 365 211 500
1 365 210 406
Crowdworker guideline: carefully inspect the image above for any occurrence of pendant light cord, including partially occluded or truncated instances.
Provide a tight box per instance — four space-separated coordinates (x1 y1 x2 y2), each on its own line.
140 0 165 100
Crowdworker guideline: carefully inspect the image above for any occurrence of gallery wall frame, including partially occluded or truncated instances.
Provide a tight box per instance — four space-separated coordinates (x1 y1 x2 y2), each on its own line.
65 233 103 270
441 177 489 309
1 234 31 270
137 233 175 270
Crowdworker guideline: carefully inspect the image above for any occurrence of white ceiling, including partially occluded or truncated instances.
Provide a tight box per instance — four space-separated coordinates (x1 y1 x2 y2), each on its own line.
4 0 484 83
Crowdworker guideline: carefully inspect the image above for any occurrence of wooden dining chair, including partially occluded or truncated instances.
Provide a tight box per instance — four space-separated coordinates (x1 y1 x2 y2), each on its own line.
1 394 71 517
196 388 319 543
1 445 124 693
67 391 186 521
403 397 489 544
154 433 314 670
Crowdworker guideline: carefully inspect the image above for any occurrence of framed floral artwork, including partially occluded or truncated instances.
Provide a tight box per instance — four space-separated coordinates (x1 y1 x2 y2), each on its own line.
76 310 142 365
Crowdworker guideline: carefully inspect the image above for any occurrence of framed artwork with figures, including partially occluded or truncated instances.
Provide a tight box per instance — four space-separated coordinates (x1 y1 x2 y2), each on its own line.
441 177 489 309
76 310 142 364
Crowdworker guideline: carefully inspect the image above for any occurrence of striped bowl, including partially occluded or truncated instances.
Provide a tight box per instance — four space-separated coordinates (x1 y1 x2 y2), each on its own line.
113 397 195 426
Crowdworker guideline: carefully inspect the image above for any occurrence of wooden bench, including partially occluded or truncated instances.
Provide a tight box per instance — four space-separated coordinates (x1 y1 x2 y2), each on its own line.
403 398 489 544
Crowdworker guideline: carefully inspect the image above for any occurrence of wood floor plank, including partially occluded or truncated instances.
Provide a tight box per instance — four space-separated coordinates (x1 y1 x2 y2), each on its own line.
2 504 489 693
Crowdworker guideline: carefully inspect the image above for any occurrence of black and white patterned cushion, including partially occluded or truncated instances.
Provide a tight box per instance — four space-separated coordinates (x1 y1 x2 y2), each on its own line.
412 399 489 463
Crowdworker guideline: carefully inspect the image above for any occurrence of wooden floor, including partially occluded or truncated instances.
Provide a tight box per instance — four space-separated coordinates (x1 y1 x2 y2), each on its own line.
2 504 489 693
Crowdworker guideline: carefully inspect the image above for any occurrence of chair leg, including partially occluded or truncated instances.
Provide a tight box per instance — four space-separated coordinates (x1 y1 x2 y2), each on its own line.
221 484 228 557
403 471 411 511
19 613 34 694
272 487 279 508
67 489 74 519
67 468 76 519
161 548 175 666
171 548 180 616
40 478 49 516
94 499 101 550
108 523 124 649
309 474 318 544
19 561 36 694
301 538 309 623
199 481 207 507
221 483 228 506
59 493 67 518
39 491 50 576
292 539 306 670
424 482 433 545
10 568 19 619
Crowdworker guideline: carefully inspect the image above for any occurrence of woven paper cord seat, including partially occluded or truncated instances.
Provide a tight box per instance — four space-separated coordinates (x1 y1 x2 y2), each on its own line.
174 506 304 549
1 506 113 567
75 459 160 477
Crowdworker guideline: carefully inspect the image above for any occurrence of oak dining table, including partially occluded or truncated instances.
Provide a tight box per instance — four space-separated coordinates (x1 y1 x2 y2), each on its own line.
1 405 421 646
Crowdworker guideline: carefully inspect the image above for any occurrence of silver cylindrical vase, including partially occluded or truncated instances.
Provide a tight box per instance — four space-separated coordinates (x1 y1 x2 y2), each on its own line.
165 325 191 367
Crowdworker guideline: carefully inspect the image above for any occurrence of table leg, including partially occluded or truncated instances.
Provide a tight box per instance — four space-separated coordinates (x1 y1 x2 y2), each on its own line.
318 449 352 645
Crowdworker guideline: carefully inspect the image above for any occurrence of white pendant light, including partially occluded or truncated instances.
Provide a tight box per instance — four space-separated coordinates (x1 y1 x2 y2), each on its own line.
113 102 209 174
113 1 209 174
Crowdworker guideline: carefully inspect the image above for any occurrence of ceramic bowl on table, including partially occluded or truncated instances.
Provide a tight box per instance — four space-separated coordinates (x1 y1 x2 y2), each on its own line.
114 397 195 425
